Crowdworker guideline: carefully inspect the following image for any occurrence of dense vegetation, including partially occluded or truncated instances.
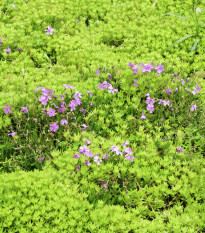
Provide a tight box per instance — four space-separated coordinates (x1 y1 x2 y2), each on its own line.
0 0 204 232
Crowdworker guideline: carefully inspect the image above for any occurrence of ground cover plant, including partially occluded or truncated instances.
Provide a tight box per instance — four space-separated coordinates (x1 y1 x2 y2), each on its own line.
0 0 205 232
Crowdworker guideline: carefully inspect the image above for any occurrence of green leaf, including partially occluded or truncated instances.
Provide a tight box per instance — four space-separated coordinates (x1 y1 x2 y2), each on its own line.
163 13 187 20
167 34 194 49
189 39 200 52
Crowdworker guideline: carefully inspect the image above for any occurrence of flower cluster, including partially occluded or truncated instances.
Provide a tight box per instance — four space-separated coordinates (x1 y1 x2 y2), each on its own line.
97 81 118 94
73 140 135 172
128 62 164 75
145 93 155 113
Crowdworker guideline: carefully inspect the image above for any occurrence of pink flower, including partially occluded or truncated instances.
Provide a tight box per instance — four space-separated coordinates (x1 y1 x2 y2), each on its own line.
73 154 80 159
102 154 109 159
45 26 54 35
140 114 146 120
87 90 92 97
63 84 75 90
94 155 102 165
21 107 28 114
133 79 138 87
79 145 90 154
155 63 164 74
81 124 88 130
176 147 184 153
8 132 17 136
147 104 154 113
85 160 91 166
125 156 135 162
38 157 45 163
121 141 129 147
5 47 11 54
3 104 11 114
60 119 68 125
84 151 93 158
123 148 133 155
47 108 56 117
190 104 198 111
50 122 59 132
96 67 100 76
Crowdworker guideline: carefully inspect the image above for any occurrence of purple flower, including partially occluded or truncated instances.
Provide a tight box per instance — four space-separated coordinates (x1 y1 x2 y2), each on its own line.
180 79 185 85
146 98 155 105
17 48 23 52
50 122 59 132
96 67 100 76
85 160 91 166
110 145 119 153
38 157 45 163
102 183 108 190
74 91 82 99
60 119 68 125
140 114 146 120
142 63 154 73
45 26 54 35
73 154 80 159
8 132 17 136
5 47 11 54
21 107 28 114
123 148 133 155
3 104 11 114
69 100 77 111
58 107 66 113
87 90 92 97
110 146 122 156
98 82 105 90
163 100 170 106
128 62 133 67
176 147 184 153
94 155 102 165
80 108 87 114
39 95 48 106
190 104 198 111
165 89 172 94
108 87 118 94
102 154 109 159
133 79 138 87
63 84 75 90
79 145 90 154
83 139 91 145
47 108 56 117
155 63 164 74
77 165 81 171
121 141 129 147
147 104 154 113
145 93 150 98
196 83 201 91
81 124 88 130
192 88 198 95
84 151 93 158
125 156 135 162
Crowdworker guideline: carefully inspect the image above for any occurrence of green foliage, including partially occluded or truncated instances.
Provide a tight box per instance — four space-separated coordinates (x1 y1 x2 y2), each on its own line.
0 0 204 232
